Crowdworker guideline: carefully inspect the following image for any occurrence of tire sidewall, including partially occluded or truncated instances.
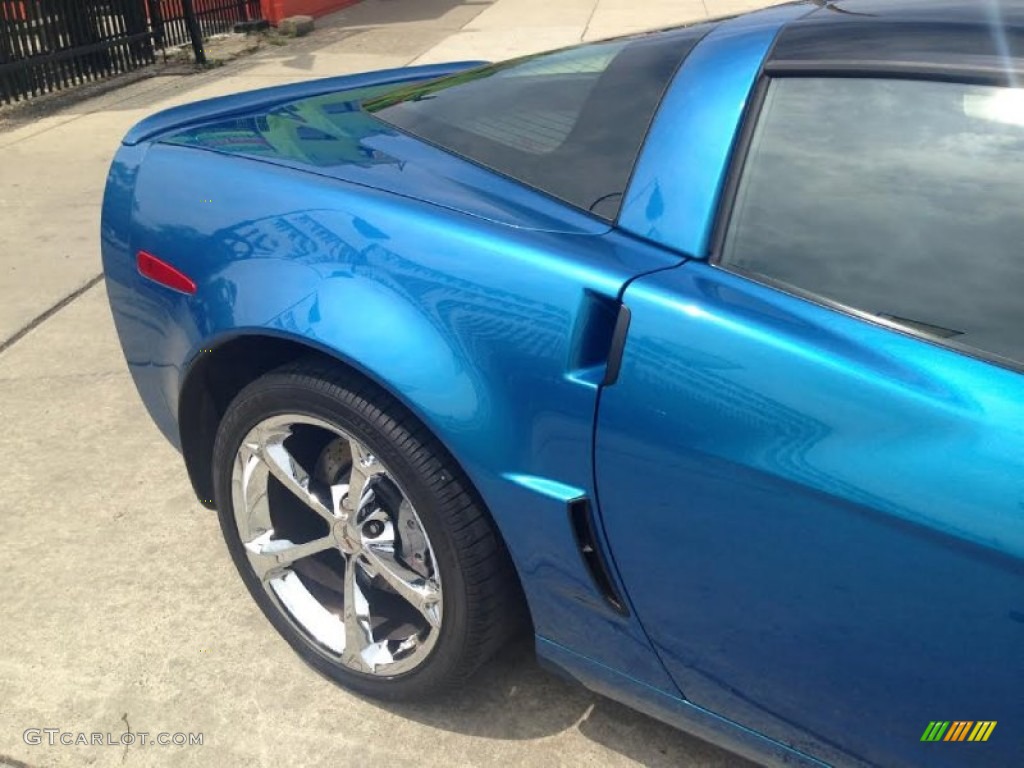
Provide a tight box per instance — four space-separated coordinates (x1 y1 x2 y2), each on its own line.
212 373 472 699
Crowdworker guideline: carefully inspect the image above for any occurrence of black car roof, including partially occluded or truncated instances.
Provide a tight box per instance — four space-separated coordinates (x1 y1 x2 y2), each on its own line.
767 0 1024 84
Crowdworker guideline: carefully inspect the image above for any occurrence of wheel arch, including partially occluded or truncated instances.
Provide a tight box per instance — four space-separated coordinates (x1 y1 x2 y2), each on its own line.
179 329 531 628
179 331 459 511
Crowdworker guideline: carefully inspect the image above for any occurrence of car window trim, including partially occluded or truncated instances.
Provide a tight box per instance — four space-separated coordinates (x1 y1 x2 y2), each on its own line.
724 264 1024 375
706 73 771 265
765 59 1024 88
707 72 1024 377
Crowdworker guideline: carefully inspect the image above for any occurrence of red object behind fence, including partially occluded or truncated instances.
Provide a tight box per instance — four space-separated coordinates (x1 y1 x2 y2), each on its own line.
260 0 359 26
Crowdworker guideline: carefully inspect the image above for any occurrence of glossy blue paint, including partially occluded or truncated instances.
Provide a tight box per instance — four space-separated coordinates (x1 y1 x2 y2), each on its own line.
617 3 809 258
158 82 607 235
122 61 484 146
101 133 684 697
594 260 1024 767
502 474 585 502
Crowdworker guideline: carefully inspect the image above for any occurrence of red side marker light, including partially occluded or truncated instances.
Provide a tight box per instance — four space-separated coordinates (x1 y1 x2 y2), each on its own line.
136 251 197 295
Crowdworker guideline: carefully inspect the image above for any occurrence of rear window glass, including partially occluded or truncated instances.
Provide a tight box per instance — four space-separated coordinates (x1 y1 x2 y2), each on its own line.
364 30 709 221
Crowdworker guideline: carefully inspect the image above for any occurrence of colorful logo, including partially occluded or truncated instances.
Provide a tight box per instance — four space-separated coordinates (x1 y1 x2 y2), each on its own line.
921 721 997 742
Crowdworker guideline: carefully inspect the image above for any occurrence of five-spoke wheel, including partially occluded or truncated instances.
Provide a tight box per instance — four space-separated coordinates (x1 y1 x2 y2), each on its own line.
213 360 523 698
233 414 443 674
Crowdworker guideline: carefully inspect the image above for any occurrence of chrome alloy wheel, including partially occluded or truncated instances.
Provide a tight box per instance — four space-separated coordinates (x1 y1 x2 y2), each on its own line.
231 414 443 675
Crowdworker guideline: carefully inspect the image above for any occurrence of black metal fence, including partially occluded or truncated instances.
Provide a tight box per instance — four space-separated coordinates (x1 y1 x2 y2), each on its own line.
0 1 155 103
0 0 263 104
154 0 261 50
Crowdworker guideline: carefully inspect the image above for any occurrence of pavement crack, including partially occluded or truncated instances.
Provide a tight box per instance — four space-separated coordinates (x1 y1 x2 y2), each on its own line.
120 712 132 763
0 274 102 356
581 0 599 41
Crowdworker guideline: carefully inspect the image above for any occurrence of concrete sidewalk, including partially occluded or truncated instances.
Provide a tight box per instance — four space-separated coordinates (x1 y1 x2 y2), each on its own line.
0 1 778 766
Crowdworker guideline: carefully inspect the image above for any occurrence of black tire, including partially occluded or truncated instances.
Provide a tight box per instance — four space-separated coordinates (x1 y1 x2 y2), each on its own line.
211 358 526 700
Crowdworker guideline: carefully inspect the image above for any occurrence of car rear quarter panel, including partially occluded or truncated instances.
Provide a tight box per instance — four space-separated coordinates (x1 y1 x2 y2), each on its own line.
101 140 684 691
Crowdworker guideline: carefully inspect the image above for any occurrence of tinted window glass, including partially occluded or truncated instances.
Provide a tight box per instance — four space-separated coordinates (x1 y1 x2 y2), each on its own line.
723 78 1024 367
365 31 707 220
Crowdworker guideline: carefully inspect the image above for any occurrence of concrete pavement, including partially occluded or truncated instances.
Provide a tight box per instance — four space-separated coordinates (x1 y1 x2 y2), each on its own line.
0 1 779 766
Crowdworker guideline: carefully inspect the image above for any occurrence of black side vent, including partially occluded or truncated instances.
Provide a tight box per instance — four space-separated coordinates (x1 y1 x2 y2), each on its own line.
568 498 627 615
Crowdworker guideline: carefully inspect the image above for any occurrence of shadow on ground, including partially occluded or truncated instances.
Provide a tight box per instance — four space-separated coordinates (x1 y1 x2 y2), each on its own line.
383 639 753 767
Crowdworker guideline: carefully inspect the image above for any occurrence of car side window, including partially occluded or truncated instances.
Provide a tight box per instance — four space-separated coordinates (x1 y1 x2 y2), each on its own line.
720 77 1024 368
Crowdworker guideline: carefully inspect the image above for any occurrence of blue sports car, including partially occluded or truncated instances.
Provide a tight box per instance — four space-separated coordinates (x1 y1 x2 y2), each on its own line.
102 1 1024 765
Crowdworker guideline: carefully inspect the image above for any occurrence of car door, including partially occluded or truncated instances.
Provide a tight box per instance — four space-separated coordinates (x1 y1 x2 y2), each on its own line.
595 75 1024 767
